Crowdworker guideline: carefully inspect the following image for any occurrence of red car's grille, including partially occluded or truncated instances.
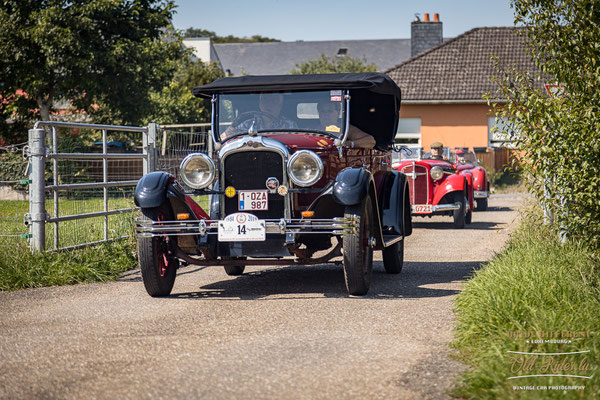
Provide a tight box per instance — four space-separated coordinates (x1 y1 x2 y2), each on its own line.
401 164 430 204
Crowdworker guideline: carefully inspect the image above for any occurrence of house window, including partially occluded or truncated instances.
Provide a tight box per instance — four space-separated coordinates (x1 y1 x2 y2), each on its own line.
488 117 516 148
395 118 421 145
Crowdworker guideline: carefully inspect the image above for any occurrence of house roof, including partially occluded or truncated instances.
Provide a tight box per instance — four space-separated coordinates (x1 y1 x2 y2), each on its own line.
214 39 411 75
385 27 543 102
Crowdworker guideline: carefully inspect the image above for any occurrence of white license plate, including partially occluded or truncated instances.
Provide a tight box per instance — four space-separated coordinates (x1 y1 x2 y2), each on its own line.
218 212 265 242
413 204 433 214
238 190 268 211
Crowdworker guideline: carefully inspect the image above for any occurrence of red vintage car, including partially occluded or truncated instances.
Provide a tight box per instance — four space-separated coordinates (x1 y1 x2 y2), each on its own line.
452 149 490 211
134 73 412 297
392 147 473 228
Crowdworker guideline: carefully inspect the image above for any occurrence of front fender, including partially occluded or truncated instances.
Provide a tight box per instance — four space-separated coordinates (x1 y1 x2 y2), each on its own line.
332 167 372 206
432 174 466 205
381 171 410 236
134 171 174 208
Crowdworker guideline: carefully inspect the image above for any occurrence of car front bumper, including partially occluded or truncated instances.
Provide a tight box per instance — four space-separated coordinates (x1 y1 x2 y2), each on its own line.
411 202 461 214
136 217 357 238
474 190 489 199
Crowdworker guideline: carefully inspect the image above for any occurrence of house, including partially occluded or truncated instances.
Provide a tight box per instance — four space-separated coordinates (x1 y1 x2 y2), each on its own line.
184 13 446 76
385 27 543 151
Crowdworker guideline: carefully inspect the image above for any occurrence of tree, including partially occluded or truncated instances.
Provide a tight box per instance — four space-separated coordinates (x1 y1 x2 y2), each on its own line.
145 59 224 125
0 0 187 136
493 0 600 248
290 54 378 74
184 27 280 43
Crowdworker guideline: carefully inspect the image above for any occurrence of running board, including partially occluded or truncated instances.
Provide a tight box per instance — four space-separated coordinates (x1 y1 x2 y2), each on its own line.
382 234 403 247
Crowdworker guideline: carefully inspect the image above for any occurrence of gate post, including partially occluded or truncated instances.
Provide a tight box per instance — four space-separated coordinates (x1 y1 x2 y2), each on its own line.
28 128 46 252
144 123 157 174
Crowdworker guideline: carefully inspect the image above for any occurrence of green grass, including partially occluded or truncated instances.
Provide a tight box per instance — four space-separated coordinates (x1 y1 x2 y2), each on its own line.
451 217 600 399
0 238 137 291
0 194 211 291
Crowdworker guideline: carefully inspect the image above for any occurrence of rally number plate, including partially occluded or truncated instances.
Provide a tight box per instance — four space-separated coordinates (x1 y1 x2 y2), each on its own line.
238 190 268 211
413 204 433 214
218 213 265 242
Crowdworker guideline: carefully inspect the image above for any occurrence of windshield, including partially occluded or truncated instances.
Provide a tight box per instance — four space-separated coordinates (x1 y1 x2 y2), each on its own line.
452 150 477 165
392 147 423 163
216 91 347 141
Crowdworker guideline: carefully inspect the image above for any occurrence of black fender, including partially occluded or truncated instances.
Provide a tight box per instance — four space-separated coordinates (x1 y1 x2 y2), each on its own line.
381 171 407 236
333 167 372 206
134 171 174 209
135 171 196 219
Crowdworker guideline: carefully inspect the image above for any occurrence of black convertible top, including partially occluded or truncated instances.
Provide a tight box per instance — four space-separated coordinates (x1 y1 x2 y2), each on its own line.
192 72 400 101
193 73 402 148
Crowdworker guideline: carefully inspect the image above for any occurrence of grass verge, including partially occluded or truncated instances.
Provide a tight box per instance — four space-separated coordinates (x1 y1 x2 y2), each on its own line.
452 217 600 399
0 238 137 291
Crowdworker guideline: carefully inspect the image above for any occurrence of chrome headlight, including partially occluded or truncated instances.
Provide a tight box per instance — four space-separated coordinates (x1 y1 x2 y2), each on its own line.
179 153 216 189
430 166 443 181
287 150 323 187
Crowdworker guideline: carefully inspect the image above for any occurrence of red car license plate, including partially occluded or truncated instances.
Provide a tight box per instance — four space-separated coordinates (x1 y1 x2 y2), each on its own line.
414 204 432 214
238 190 268 211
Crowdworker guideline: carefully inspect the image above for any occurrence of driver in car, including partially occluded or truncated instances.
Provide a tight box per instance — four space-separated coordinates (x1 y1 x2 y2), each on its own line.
221 93 297 140
317 100 375 149
429 141 446 160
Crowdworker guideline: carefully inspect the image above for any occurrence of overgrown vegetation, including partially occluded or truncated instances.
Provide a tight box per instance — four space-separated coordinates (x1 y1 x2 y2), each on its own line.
452 216 600 399
0 239 137 291
492 0 600 248
290 54 378 74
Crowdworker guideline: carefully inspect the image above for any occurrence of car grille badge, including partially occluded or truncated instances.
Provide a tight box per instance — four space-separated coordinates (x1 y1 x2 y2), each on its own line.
266 177 279 193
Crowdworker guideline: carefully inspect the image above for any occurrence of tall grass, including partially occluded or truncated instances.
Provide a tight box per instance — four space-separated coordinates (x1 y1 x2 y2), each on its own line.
452 218 600 399
0 238 137 291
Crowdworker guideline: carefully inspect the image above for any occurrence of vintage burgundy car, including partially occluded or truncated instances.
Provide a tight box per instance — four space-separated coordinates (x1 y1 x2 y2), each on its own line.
392 147 473 228
452 149 490 211
134 73 412 297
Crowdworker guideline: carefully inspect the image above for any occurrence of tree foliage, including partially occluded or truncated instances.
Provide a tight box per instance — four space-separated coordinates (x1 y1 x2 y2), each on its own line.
145 59 223 125
493 0 600 248
290 54 378 74
0 0 187 141
184 27 280 43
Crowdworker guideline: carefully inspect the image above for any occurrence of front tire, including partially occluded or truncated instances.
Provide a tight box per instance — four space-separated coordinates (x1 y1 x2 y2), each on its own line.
343 196 375 296
382 238 404 274
476 198 488 211
453 192 466 229
138 204 178 297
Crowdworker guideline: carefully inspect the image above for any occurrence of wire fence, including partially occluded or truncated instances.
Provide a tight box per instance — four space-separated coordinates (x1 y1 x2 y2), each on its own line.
0 143 30 250
0 122 211 252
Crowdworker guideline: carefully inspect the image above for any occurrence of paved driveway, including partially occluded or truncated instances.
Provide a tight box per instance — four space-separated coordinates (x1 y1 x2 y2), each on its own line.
0 194 528 399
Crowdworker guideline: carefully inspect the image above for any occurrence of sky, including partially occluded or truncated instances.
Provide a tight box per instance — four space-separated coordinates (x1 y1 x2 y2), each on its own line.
171 0 517 42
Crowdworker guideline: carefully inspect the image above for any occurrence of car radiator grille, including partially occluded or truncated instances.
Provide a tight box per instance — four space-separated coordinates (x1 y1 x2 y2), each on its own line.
402 164 430 204
223 151 285 219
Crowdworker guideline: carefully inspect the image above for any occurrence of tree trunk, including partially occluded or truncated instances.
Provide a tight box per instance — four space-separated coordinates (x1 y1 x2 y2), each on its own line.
36 94 53 121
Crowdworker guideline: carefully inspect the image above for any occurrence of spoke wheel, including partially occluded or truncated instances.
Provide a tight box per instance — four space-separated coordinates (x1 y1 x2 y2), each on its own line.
138 204 178 297
343 196 375 296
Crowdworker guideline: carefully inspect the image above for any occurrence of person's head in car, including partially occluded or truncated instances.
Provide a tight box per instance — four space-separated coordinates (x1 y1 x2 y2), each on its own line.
430 142 444 160
455 148 466 164
317 100 341 133
259 93 284 120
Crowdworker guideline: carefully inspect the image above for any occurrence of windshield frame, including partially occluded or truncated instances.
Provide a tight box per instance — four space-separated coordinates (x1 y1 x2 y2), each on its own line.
211 91 350 145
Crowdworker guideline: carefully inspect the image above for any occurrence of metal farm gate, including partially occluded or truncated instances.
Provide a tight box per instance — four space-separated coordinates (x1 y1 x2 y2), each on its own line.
22 121 212 252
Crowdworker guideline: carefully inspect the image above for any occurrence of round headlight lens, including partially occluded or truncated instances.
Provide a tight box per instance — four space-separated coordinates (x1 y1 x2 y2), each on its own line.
287 150 324 187
179 153 216 189
430 166 443 181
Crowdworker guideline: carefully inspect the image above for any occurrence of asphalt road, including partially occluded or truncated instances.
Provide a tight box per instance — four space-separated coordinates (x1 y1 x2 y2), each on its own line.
0 194 528 400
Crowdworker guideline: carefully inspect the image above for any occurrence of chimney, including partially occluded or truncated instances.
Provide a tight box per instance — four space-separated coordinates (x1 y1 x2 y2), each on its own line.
411 12 443 57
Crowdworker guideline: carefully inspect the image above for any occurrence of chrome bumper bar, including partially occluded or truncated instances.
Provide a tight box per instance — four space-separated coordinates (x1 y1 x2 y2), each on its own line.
474 190 489 199
136 217 357 238
411 202 461 214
